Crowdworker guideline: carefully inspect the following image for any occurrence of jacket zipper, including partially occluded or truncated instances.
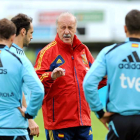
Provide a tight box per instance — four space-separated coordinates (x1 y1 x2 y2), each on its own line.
72 56 83 125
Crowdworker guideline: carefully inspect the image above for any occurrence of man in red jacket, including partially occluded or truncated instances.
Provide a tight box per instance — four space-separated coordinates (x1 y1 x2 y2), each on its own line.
34 12 106 140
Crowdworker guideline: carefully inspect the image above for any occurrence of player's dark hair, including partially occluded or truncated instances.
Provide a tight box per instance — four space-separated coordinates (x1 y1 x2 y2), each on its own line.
11 13 32 36
125 10 140 35
0 18 16 40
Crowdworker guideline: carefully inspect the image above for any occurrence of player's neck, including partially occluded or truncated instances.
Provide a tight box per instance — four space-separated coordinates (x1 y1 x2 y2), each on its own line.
13 36 24 49
0 40 11 48
126 33 140 39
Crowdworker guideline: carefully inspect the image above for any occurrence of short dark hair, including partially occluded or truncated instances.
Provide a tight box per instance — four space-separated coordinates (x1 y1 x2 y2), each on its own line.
11 13 33 36
125 10 140 35
0 18 16 40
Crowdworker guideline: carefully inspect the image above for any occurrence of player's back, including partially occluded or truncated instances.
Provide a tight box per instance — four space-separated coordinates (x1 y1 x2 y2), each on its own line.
0 45 28 135
105 38 140 115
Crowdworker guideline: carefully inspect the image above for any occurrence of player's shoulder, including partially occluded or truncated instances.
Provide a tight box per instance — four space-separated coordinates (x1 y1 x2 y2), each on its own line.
103 44 117 53
39 40 57 55
105 42 126 55
5 49 22 65
10 44 24 56
80 43 92 55
19 53 33 69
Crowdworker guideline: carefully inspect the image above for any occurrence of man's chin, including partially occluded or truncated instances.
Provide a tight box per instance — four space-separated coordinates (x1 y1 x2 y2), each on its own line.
23 43 29 47
63 39 71 45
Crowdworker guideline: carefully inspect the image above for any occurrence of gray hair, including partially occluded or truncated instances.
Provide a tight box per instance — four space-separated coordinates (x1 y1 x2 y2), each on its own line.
56 12 77 27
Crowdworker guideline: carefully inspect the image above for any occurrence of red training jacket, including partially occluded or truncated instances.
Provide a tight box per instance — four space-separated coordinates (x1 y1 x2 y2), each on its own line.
34 34 106 130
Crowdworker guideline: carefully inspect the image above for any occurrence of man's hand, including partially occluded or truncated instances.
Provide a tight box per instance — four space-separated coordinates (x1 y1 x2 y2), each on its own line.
51 67 65 80
99 112 114 130
28 119 39 137
18 106 26 117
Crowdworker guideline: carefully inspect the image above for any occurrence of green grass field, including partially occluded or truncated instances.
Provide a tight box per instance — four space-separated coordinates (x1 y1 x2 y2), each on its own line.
34 109 108 140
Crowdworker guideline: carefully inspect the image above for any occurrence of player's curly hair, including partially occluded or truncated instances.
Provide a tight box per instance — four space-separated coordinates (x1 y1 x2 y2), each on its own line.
11 13 32 36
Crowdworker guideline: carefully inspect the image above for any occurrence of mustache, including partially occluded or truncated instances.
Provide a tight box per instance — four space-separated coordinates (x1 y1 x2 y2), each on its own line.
63 34 71 38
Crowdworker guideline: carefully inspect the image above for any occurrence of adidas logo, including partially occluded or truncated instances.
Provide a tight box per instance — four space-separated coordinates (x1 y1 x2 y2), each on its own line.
56 59 62 64
118 51 140 69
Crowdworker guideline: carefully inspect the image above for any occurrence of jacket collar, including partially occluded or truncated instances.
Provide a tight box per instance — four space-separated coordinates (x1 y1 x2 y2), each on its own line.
12 43 23 51
55 34 82 50
126 37 140 42
0 44 9 49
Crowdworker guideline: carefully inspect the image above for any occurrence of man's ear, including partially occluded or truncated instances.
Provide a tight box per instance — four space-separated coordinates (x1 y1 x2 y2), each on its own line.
20 28 26 36
124 25 127 34
10 34 16 42
57 27 58 34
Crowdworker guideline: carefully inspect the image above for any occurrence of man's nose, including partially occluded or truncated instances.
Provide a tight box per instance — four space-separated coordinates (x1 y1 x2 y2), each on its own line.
64 28 69 34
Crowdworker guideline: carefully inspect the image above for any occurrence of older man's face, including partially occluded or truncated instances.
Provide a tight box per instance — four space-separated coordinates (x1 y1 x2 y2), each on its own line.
57 15 76 45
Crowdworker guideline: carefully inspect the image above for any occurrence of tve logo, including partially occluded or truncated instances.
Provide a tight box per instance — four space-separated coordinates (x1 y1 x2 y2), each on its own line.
120 73 140 91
